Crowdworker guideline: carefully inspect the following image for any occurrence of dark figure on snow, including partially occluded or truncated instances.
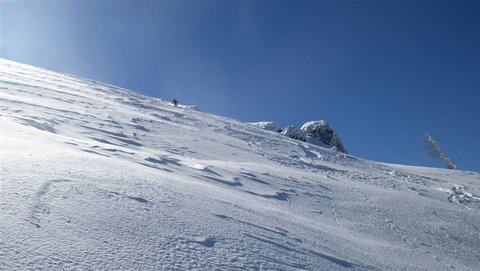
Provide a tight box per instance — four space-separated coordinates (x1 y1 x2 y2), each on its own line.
172 98 178 107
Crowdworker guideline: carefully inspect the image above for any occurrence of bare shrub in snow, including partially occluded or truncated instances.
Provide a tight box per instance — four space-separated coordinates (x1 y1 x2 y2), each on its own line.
424 132 456 169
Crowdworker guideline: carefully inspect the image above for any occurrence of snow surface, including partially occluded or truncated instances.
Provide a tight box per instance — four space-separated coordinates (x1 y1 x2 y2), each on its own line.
1 58 479 270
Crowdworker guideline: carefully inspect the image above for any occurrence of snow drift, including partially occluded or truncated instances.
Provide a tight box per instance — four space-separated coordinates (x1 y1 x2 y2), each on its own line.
1 58 479 270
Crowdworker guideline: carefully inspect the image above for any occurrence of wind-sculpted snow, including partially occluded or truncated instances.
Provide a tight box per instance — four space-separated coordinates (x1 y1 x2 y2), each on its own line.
0 58 479 270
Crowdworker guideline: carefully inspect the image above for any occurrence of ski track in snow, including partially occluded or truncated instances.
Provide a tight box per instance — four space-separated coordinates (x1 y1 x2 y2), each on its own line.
1 58 480 270
324 174 353 238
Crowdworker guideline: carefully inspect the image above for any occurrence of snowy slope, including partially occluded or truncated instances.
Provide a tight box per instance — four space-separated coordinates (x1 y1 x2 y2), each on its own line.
0 58 479 270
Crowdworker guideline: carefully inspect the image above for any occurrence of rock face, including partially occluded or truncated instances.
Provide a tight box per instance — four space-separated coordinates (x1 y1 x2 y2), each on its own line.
252 120 347 153
300 121 347 153
280 126 306 142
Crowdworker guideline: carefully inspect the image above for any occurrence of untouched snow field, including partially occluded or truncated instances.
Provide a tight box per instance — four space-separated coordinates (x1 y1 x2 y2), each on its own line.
0 58 479 270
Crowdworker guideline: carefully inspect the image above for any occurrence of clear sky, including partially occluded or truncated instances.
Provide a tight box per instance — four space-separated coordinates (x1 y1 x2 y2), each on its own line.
1 0 479 171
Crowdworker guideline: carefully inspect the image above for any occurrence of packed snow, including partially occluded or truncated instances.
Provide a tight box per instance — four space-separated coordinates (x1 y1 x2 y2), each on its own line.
0 58 479 270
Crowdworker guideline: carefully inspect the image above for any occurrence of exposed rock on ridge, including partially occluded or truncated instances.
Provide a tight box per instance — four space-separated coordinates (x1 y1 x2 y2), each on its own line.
252 120 347 153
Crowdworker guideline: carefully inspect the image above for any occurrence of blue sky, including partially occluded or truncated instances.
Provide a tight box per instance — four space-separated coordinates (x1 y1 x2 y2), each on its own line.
1 0 479 171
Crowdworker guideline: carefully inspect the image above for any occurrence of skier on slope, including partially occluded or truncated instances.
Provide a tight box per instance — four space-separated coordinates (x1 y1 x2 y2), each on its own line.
172 98 178 107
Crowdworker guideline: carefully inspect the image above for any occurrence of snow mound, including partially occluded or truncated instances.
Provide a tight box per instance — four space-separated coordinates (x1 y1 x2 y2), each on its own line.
249 121 280 132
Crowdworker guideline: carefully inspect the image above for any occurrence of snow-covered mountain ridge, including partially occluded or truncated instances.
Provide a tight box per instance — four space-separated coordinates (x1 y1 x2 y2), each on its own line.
0 58 479 270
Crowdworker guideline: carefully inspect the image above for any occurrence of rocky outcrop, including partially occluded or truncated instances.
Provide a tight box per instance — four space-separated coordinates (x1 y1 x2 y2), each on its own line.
300 121 347 153
251 120 347 153
280 126 306 142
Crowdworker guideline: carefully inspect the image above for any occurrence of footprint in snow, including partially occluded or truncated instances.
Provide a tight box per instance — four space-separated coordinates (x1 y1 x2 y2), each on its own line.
191 236 217 248
127 196 149 204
